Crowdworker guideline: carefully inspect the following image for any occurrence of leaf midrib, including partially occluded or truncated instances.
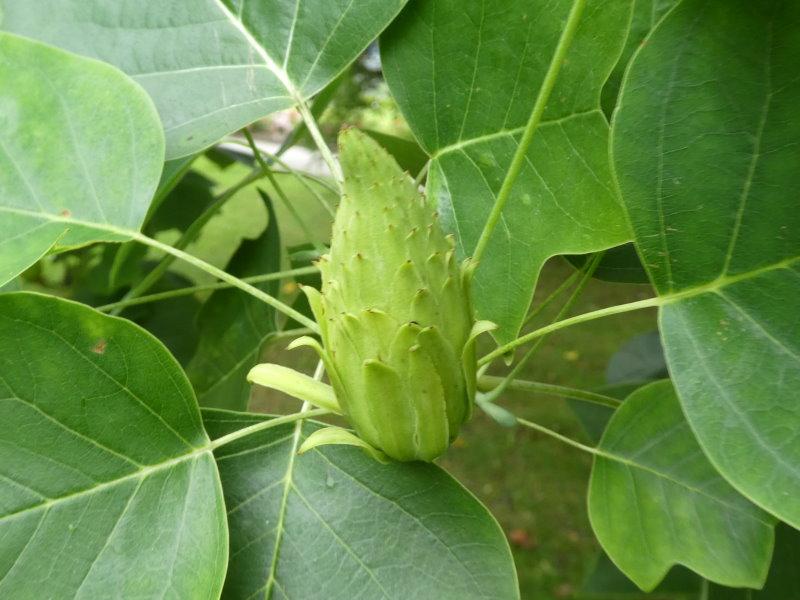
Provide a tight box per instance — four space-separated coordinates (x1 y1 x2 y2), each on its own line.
0 447 213 525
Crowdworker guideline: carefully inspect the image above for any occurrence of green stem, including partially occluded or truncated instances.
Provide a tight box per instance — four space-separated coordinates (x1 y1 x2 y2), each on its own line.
111 165 269 315
225 136 339 197
128 231 320 332
415 160 431 187
482 253 603 400
95 266 319 313
523 267 581 327
210 407 329 450
478 376 621 409
471 0 587 264
479 295 661 366
295 96 343 185
516 417 599 456
243 130 328 254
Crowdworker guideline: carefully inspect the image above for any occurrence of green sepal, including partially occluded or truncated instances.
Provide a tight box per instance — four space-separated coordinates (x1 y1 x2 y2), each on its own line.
476 397 518 428
299 426 389 463
287 335 350 410
462 320 498 418
247 363 341 414
417 326 466 436
408 344 449 461
362 358 417 461
300 285 327 341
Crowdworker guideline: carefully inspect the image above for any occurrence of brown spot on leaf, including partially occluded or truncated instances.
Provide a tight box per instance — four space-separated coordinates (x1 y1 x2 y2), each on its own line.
91 339 107 355
60 209 71 218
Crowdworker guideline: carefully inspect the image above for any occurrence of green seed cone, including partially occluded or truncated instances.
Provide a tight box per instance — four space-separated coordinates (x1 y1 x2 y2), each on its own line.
312 128 476 462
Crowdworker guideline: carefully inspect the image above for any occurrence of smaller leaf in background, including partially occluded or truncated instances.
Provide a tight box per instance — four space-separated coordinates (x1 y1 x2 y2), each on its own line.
202 409 520 600
589 381 775 591
122 269 203 365
186 190 282 411
0 32 164 286
565 243 651 285
580 551 700 599
569 331 667 444
708 523 800 600
0 293 227 598
605 331 667 385
600 0 680 117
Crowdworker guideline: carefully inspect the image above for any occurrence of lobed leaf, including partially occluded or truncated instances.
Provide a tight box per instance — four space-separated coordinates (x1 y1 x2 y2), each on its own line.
589 381 775 591
381 0 635 343
613 0 800 528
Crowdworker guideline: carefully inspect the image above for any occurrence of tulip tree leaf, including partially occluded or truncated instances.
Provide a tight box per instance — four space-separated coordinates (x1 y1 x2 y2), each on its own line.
186 191 282 411
0 0 408 158
600 0 679 116
0 293 227 598
589 381 775 592
202 409 520 600
381 0 634 343
708 523 800 600
0 32 164 287
612 0 800 528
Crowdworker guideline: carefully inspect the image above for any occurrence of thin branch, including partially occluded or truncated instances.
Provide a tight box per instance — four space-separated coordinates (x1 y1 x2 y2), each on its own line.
478 375 621 409
516 417 600 456
481 252 603 400
129 231 320 332
210 407 329 450
523 267 581 327
294 95 343 185
479 295 661 366
112 165 269 314
95 266 319 312
243 129 328 254
471 0 587 264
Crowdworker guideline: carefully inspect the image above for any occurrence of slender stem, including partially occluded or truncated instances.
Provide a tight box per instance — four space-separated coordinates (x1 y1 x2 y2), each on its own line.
244 130 328 253
482 253 603 400
523 268 581 327
478 376 621 409
516 417 600 456
210 407 329 450
471 0 587 264
479 295 661 366
295 96 343 185
95 266 319 312
225 136 339 197
415 160 431 187
129 231 320 332
111 165 269 315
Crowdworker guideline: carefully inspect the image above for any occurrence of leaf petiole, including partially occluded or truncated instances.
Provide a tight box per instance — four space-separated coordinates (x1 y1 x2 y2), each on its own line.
479 296 661 366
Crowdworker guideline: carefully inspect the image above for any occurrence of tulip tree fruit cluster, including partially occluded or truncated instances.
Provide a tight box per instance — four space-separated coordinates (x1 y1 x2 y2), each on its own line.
250 129 493 462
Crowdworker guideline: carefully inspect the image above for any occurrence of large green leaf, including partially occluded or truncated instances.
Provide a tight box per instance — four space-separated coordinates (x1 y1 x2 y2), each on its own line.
0 293 227 598
589 381 775 591
0 32 164 287
203 409 520 599
600 0 679 116
708 523 800 600
0 0 408 158
186 191 282 410
381 0 634 342
612 0 800 527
